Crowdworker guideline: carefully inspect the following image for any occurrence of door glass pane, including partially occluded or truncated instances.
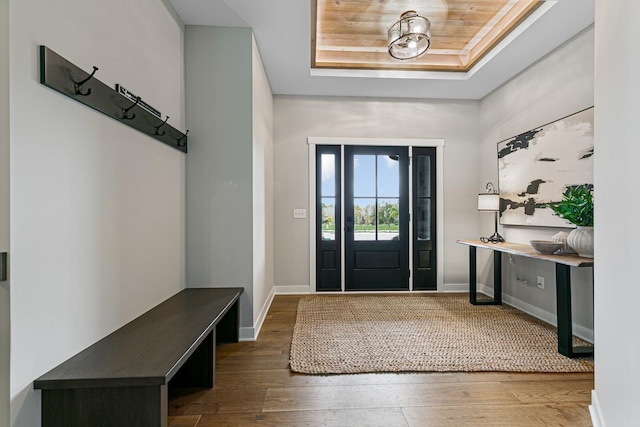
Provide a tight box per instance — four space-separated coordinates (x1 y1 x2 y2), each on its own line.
321 154 335 197
417 198 431 241
378 198 399 241
378 155 399 197
353 155 375 197
416 155 431 198
321 197 336 241
354 198 376 241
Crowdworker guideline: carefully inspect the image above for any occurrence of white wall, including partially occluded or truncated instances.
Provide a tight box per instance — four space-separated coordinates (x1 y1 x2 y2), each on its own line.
273 96 480 291
0 0 10 425
185 26 275 339
184 26 255 330
9 1 185 425
251 36 275 330
592 1 640 424
478 27 595 339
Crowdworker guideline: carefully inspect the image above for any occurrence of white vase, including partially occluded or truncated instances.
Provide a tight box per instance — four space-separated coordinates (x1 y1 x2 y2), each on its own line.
551 231 577 254
567 226 594 258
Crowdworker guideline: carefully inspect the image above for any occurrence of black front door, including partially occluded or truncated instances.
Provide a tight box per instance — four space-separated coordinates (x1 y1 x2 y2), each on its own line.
344 146 409 290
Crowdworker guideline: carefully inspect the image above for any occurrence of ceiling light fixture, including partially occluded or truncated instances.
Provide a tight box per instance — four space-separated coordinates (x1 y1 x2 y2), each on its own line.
388 10 431 60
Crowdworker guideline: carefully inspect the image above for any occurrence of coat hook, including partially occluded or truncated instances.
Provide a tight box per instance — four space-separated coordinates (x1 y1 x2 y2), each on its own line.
73 66 98 96
177 130 189 147
122 96 140 120
154 115 170 136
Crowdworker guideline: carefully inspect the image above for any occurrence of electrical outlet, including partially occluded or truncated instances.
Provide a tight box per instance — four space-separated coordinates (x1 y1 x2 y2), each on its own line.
293 208 307 219
537 276 545 289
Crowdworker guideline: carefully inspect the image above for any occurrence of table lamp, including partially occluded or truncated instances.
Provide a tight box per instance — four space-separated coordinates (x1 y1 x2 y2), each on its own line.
478 182 504 243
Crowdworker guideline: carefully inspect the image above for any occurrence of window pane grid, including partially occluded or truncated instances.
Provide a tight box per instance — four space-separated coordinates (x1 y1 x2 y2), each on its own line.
321 154 336 197
352 153 402 241
417 198 431 240
321 197 336 241
417 155 431 198
378 198 399 240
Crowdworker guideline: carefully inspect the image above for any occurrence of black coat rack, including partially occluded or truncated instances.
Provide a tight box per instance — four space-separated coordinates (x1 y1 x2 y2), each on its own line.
39 46 188 153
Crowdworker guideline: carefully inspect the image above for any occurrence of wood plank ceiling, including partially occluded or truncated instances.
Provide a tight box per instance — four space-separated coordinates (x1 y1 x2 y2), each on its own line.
312 0 543 72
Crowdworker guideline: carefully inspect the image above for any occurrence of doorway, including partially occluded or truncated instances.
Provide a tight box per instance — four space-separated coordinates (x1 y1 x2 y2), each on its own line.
344 145 409 290
314 142 438 292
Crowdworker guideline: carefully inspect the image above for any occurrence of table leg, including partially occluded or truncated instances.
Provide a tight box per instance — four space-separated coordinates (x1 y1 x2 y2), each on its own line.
469 246 501 305
469 246 477 304
494 251 502 305
555 263 593 358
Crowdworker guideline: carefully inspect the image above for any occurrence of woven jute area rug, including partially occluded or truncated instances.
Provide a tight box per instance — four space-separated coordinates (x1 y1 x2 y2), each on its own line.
289 295 594 374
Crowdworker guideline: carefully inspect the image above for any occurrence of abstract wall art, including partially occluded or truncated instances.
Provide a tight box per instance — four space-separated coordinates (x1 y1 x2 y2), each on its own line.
497 107 594 227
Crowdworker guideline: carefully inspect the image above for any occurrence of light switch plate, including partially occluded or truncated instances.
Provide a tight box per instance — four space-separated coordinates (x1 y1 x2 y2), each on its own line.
293 209 307 219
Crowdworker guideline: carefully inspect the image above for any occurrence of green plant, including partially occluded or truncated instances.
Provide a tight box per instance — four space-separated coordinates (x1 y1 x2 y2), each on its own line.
548 185 594 227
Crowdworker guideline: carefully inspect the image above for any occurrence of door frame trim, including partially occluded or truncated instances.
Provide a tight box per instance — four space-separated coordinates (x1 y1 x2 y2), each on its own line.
308 137 445 293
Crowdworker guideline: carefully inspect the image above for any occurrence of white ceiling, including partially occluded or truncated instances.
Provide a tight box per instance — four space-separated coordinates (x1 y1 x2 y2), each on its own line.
169 0 594 100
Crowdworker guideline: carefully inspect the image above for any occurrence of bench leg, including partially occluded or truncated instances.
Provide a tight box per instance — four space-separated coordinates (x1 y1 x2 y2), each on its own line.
171 299 240 390
42 384 167 427
169 330 215 388
216 299 240 343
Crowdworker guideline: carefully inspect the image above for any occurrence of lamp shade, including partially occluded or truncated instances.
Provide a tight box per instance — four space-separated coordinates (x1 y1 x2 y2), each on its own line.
478 193 500 211
388 11 431 60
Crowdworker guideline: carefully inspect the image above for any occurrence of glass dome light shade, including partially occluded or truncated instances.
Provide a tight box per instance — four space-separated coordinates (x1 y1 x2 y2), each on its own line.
388 11 431 60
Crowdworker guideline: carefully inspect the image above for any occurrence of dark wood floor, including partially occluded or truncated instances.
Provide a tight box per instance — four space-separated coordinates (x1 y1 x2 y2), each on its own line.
168 295 594 426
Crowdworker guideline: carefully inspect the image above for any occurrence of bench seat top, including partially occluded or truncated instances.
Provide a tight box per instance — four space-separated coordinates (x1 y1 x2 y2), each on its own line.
33 287 243 390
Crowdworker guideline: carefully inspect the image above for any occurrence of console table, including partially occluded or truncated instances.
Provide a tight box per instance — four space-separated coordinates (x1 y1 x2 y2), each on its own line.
457 239 593 359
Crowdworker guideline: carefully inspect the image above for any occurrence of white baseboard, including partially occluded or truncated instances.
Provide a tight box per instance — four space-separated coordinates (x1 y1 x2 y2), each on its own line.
238 327 255 341
238 287 276 341
478 283 594 343
274 283 467 295
477 283 495 298
589 390 605 427
274 285 311 295
253 286 276 339
568 323 593 343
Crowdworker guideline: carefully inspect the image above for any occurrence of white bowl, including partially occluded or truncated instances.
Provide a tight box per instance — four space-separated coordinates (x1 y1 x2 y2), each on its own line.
530 240 563 255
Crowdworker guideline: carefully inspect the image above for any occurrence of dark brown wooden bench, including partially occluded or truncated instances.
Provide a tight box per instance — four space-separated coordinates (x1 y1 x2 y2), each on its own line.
34 287 243 427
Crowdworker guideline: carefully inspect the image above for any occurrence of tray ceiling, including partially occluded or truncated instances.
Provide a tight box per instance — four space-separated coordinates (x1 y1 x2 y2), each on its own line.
313 0 543 72
168 0 595 99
